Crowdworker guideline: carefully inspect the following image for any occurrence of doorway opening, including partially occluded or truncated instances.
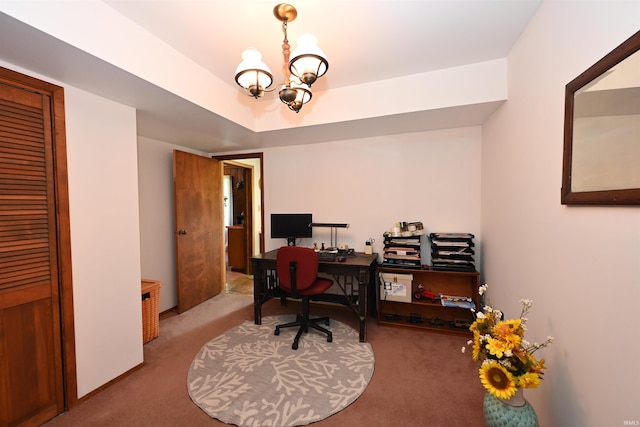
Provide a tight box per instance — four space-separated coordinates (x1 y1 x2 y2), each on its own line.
214 153 264 296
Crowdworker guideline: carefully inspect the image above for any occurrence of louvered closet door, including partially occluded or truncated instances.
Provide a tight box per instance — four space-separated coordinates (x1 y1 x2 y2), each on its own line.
0 82 64 426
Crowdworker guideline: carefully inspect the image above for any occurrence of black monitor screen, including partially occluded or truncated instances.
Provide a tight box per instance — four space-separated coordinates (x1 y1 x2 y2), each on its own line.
271 213 312 245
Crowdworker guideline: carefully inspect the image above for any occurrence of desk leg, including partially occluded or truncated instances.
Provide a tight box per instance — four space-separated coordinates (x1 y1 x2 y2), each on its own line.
252 265 263 325
358 281 367 342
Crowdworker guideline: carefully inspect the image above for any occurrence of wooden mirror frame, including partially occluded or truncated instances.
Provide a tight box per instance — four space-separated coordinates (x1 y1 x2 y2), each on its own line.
561 30 640 205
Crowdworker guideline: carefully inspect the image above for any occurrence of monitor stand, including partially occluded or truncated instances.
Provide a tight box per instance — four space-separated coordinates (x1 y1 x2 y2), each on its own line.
287 237 296 246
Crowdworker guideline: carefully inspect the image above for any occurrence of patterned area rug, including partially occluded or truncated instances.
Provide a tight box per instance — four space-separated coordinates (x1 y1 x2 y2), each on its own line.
187 315 375 426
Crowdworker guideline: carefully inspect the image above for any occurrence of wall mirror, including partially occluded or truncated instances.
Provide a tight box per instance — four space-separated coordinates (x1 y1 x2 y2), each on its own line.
561 30 640 205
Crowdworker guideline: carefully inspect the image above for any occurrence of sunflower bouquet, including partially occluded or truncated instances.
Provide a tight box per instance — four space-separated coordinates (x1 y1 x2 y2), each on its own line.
462 284 554 400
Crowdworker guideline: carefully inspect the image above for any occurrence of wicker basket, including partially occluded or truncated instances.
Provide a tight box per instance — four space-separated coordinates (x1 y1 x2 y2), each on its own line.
141 279 161 343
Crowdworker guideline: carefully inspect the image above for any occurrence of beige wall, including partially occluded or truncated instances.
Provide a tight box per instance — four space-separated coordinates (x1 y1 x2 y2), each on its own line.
261 128 482 256
482 1 639 426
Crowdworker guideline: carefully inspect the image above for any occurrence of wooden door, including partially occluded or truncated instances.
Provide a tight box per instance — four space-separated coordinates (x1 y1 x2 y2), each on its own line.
0 76 67 425
173 150 224 313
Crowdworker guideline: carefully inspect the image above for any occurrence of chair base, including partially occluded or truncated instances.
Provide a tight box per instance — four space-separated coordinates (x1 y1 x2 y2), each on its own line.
274 298 332 350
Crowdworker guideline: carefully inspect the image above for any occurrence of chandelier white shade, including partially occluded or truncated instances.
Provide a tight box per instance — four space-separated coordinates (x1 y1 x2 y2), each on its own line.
234 48 274 98
289 34 328 86
234 4 328 113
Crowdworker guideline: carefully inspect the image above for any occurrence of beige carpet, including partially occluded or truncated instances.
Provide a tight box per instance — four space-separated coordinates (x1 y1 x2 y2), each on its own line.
43 293 486 426
188 315 374 426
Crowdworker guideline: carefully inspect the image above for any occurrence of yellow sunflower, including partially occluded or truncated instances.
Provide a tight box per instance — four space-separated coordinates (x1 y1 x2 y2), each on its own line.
470 330 482 361
493 319 522 338
479 361 517 399
515 372 541 389
485 335 519 358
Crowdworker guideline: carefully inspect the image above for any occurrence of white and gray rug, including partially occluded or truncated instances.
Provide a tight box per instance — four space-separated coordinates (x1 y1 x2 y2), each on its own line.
187 315 375 426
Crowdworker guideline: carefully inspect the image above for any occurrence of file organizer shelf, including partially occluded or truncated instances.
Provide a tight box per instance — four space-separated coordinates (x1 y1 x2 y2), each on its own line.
382 234 422 269
377 266 480 336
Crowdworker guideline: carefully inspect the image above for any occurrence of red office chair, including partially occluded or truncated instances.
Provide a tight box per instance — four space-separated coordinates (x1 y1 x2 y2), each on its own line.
274 246 333 350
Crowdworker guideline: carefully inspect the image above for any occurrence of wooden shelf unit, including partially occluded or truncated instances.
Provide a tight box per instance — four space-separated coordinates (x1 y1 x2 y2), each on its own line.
376 266 480 336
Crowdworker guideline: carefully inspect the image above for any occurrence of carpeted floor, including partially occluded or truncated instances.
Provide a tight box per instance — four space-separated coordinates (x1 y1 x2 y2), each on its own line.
44 293 486 426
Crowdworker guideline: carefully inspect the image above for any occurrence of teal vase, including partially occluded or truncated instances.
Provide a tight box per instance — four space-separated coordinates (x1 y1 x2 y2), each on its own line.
483 389 538 427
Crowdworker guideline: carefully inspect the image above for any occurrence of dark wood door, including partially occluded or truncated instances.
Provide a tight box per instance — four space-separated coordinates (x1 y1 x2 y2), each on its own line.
173 150 224 313
0 78 65 425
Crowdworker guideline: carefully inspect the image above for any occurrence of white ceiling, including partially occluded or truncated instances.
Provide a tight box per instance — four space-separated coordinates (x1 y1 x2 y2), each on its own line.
0 1 542 152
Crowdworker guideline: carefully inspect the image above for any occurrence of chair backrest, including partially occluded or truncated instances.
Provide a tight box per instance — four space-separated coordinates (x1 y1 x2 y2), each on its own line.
276 246 320 294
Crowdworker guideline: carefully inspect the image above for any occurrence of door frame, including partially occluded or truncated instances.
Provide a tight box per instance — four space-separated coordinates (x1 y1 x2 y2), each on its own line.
214 153 265 260
0 67 78 409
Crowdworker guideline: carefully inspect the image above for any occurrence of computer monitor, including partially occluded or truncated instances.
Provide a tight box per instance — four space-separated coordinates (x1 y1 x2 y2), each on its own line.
271 213 313 246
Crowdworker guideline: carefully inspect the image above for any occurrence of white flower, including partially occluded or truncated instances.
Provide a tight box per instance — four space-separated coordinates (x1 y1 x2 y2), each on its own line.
476 312 486 319
520 298 533 309
461 347 466 353
479 284 488 295
547 336 554 343
467 340 473 345
499 359 513 369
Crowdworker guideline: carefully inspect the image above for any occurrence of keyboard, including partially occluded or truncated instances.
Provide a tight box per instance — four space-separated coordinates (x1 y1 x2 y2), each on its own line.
317 251 337 262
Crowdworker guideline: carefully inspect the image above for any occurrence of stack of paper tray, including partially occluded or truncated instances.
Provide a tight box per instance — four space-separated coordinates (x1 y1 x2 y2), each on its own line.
382 234 422 269
429 233 476 271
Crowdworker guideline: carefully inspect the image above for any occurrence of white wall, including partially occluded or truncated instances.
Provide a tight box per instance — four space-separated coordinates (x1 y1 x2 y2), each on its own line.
261 128 482 261
65 87 143 397
482 2 639 426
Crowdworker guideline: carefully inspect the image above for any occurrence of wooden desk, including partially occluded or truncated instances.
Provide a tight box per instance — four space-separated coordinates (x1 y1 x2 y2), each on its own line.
250 250 378 342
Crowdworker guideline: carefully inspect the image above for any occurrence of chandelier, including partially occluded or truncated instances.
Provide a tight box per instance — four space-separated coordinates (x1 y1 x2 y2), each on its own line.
234 3 329 113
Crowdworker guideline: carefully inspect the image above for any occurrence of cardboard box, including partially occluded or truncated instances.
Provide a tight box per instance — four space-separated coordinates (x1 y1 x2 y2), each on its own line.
379 272 413 303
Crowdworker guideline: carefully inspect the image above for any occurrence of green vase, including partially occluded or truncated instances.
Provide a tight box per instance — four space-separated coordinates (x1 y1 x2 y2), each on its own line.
483 389 538 427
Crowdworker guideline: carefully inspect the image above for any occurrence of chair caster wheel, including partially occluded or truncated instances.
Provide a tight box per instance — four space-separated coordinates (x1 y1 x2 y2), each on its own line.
292 342 298 350
327 335 333 343
274 328 280 336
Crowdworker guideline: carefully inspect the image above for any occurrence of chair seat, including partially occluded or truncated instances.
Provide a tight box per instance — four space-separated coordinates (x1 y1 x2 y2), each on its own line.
296 277 333 296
